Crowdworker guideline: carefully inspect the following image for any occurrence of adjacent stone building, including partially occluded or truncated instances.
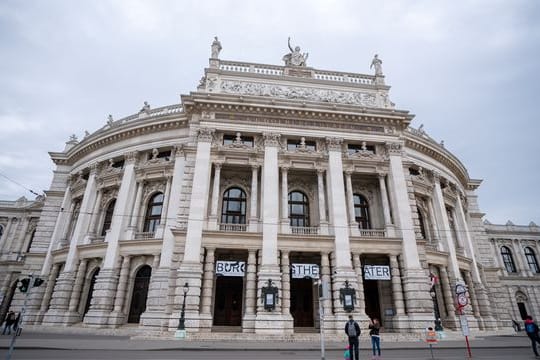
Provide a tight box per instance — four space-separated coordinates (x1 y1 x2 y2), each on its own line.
1 39 538 336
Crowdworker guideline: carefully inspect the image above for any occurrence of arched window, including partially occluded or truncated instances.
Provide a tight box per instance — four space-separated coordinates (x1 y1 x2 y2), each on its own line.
100 199 116 236
143 193 164 233
289 191 309 227
525 247 540 273
417 207 427 239
353 194 371 229
501 246 517 273
221 187 247 224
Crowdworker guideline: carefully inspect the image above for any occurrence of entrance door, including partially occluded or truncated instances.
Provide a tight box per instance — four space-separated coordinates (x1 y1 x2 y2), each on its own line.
128 265 151 323
83 268 100 316
291 278 314 327
213 276 243 326
364 279 381 322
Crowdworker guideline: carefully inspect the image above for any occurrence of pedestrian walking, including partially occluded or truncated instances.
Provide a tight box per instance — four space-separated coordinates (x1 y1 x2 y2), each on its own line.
524 315 540 356
369 318 381 359
344 315 361 360
2 311 15 335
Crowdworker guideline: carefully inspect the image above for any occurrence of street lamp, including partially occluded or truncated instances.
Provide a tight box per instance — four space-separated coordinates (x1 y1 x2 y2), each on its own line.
178 282 189 331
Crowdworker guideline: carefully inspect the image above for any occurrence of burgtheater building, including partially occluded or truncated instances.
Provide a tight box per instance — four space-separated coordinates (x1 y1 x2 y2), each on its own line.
1 39 539 337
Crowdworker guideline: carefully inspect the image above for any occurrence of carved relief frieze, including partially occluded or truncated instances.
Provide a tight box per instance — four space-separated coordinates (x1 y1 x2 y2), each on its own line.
288 176 316 201
100 188 119 208
220 173 251 197
142 180 166 201
351 184 376 202
70 172 87 197
220 80 377 107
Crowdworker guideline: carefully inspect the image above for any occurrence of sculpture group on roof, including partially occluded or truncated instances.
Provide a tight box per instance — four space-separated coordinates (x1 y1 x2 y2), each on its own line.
282 37 309 67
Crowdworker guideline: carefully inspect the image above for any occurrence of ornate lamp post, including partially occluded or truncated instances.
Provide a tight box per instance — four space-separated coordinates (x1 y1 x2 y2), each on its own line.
430 285 443 331
176 282 189 337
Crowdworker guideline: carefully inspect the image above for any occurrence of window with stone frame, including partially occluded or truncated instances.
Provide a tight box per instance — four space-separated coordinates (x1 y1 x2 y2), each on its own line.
66 200 82 240
287 138 316 151
353 194 371 229
501 246 517 273
288 191 310 227
143 193 164 233
221 187 247 224
524 247 540 273
417 207 427 239
100 199 116 236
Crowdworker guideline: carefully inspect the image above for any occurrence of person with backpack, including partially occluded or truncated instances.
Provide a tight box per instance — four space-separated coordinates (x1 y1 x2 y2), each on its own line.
344 315 361 360
369 318 381 359
524 315 540 356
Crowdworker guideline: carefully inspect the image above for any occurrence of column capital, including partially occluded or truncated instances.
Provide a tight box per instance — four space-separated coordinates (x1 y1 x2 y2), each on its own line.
251 164 260 171
89 162 99 175
316 167 325 175
385 141 403 156
432 170 442 181
172 144 185 158
197 127 215 143
325 137 343 151
377 171 388 179
280 165 289 172
213 161 223 170
344 169 353 176
263 132 281 147
124 151 139 164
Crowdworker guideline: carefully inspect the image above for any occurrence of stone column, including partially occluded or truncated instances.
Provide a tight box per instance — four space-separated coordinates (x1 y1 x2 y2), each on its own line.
200 247 215 316
155 176 172 238
36 263 61 323
176 128 214 330
109 255 131 325
317 169 328 235
85 152 138 326
14 217 31 254
243 249 257 332
427 198 440 247
431 172 461 284
389 255 405 316
385 142 431 325
439 266 457 325
345 170 359 235
256 133 285 334
249 165 259 232
280 166 289 233
209 162 222 230
0 217 14 253
280 251 294 331
320 252 333 322
128 181 144 232
160 145 185 268
352 254 367 317
378 173 394 237
85 189 103 243
464 271 481 318
64 164 99 272
64 259 88 324
326 137 357 326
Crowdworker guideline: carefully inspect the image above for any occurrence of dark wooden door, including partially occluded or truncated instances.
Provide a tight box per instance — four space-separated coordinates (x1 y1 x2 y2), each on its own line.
128 266 151 323
291 278 314 327
213 276 243 326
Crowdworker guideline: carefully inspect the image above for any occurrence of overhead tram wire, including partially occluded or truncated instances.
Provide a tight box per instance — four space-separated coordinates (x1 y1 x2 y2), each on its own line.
0 171 42 197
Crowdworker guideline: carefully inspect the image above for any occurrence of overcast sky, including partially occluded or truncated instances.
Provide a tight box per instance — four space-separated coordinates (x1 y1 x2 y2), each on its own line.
0 0 539 225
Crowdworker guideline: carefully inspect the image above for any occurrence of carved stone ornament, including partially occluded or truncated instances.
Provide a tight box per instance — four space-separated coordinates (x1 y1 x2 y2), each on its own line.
263 133 281 147
220 80 377 107
326 137 343 152
385 142 403 156
172 144 185 158
124 151 139 164
197 128 215 143
201 111 215 120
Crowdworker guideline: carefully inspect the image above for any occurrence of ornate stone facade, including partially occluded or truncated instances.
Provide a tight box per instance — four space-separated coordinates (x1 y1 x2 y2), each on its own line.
0 45 538 339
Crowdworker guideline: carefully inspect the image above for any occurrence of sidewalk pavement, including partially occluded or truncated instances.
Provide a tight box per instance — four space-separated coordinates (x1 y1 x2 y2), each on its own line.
0 327 533 351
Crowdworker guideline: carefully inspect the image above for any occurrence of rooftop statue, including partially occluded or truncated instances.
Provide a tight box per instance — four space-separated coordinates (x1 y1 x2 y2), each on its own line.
211 36 222 59
282 37 308 67
370 54 383 76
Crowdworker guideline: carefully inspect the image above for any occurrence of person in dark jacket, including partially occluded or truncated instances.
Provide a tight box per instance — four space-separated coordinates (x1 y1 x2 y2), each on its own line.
525 315 540 356
2 311 15 335
369 318 381 359
344 315 361 360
